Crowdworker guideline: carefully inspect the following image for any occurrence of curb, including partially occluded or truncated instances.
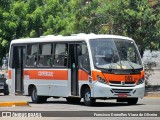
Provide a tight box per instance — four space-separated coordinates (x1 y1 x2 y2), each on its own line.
144 92 160 98
144 96 160 98
0 101 29 107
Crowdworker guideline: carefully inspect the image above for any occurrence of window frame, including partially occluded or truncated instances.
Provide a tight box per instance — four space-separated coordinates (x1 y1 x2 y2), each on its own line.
25 42 69 69
52 43 68 68
78 42 91 74
26 43 39 68
38 43 53 68
10 41 87 69
9 44 27 69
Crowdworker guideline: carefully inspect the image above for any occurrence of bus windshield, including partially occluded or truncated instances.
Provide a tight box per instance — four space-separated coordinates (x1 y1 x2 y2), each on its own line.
90 38 142 70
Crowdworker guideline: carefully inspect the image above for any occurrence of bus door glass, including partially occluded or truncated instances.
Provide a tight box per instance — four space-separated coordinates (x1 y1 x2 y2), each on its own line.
78 43 91 82
69 44 79 96
13 46 26 94
69 43 91 96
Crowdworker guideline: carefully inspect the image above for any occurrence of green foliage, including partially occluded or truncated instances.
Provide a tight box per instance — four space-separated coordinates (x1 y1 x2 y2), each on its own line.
0 0 159 65
76 0 160 56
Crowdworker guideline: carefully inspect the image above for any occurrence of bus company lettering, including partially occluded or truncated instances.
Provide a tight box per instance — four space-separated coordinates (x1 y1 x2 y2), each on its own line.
38 71 54 77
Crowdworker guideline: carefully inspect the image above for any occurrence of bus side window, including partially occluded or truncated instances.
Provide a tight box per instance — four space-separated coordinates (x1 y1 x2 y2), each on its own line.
38 44 52 67
53 43 68 67
26 44 38 67
78 44 91 73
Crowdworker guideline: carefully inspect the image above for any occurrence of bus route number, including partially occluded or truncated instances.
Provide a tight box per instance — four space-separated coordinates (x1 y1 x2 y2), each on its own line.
125 76 134 82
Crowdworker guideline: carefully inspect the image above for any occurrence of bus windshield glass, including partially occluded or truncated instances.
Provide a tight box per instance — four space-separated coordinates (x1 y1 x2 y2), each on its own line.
90 38 142 70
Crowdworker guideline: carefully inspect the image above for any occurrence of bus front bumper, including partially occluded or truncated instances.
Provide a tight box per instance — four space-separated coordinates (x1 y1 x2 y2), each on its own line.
93 82 145 98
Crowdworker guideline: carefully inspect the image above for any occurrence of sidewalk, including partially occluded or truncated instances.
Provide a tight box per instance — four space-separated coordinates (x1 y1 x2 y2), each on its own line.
0 101 29 107
0 94 29 107
145 91 160 97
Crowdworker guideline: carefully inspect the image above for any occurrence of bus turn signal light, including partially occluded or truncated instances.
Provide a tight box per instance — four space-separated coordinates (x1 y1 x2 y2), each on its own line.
97 75 106 84
137 77 145 85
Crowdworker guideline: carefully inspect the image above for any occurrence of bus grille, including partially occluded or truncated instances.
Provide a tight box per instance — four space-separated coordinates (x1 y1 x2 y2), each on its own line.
109 81 135 87
111 89 133 93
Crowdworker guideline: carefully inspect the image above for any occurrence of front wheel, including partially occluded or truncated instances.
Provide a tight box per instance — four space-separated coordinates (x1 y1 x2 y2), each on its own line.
83 88 95 106
4 85 9 95
31 87 47 103
127 98 138 105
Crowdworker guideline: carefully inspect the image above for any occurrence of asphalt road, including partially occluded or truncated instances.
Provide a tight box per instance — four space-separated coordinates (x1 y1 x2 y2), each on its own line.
0 94 160 120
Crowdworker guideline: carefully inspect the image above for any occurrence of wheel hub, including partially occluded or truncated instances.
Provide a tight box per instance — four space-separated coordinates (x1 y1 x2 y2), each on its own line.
85 92 90 102
33 89 37 100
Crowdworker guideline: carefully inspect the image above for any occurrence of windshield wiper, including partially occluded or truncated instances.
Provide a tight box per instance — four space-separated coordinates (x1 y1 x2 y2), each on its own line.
126 58 136 72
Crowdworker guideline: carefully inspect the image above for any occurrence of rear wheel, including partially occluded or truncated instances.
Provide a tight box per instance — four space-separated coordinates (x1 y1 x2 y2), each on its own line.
66 98 81 104
83 88 95 106
31 87 47 103
127 98 138 105
4 85 9 95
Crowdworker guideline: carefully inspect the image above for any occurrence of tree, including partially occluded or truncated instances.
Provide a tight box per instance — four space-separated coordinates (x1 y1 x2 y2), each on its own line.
0 0 12 64
75 0 102 33
0 0 159 65
42 0 77 36
0 0 77 64
75 0 160 57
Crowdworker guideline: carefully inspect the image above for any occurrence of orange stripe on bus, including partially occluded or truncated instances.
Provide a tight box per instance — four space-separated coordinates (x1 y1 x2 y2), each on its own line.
8 70 12 79
92 70 104 81
24 70 68 80
78 70 89 81
92 70 145 83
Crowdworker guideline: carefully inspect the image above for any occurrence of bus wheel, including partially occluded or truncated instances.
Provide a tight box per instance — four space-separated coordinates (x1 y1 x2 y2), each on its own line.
4 85 9 95
4 90 9 95
31 87 47 103
127 98 138 105
83 88 95 106
66 98 81 104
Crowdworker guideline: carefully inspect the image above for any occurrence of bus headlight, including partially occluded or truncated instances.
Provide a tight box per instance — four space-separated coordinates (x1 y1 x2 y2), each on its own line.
97 75 106 84
137 77 145 85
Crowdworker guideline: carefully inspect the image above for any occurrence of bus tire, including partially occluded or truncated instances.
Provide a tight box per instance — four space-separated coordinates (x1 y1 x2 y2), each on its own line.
66 98 81 104
127 98 138 105
83 88 95 106
4 90 9 95
4 85 9 95
31 87 47 103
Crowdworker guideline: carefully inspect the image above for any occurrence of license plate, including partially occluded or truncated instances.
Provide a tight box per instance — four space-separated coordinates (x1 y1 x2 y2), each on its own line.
0 86 4 89
118 93 128 98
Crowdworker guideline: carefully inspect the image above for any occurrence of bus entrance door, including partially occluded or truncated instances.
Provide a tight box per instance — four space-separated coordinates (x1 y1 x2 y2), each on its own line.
13 46 26 95
69 44 80 96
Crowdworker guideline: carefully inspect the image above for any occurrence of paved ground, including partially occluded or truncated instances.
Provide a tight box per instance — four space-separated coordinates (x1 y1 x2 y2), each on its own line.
0 94 160 111
0 94 160 120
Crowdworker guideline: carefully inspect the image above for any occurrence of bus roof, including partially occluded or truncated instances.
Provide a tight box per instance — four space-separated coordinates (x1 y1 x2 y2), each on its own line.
10 33 133 44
